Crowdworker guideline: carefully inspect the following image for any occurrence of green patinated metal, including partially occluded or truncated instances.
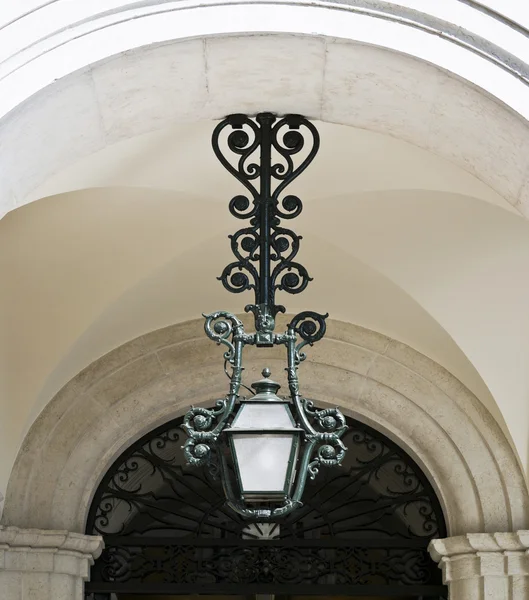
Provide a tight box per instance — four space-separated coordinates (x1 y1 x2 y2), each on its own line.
182 113 347 519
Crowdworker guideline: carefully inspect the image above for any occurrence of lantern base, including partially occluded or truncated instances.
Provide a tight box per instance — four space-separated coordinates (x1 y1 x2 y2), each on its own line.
241 492 290 503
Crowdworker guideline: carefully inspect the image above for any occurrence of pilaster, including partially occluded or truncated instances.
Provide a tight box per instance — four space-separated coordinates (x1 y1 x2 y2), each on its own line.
0 526 103 600
429 532 529 599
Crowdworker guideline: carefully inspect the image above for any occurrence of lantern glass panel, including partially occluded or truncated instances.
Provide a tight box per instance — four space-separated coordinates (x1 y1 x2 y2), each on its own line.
232 402 295 429
232 433 296 494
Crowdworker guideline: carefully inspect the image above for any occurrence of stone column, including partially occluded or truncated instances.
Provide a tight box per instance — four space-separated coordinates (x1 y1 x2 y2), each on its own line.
429 532 529 599
0 526 103 600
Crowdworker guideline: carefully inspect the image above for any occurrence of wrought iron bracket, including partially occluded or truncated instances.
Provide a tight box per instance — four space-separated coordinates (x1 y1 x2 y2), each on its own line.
212 112 322 335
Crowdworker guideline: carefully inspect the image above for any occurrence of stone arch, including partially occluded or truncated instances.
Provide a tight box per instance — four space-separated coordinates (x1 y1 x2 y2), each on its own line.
2 33 529 218
2 0 528 119
3 317 528 537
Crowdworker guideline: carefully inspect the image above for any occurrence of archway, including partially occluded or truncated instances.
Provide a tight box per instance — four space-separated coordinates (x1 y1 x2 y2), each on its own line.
4 318 525 536
3 318 527 599
3 30 529 523
84 413 447 598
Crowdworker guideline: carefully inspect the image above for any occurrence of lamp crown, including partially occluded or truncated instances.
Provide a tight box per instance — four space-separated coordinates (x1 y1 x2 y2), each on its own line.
250 368 282 401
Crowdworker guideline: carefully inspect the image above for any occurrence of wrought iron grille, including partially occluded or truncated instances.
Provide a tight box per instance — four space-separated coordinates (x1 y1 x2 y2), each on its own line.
85 414 447 598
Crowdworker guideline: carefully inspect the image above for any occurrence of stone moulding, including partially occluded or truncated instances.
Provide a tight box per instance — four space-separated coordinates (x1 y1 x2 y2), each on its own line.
0 526 103 600
430 531 529 560
0 525 103 578
429 531 529 595
3 318 527 538
3 32 529 221
0 526 103 557
2 0 528 119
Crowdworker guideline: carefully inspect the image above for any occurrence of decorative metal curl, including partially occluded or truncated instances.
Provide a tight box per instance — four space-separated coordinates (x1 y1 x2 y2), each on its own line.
299 401 348 479
304 401 348 435
212 113 320 326
289 311 328 345
203 311 246 362
289 311 329 360
271 115 320 200
307 438 348 479
182 395 234 477
276 194 303 219
182 438 213 467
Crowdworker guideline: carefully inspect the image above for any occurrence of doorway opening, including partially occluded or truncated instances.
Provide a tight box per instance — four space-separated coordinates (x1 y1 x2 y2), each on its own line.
85 413 447 599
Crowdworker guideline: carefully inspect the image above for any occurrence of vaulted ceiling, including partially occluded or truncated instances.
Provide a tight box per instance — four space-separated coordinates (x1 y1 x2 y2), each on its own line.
3 115 529 498
2 9 529 516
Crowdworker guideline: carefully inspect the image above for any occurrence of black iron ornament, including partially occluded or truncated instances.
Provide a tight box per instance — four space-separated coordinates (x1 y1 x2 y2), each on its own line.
182 113 348 519
85 415 447 598
213 112 322 329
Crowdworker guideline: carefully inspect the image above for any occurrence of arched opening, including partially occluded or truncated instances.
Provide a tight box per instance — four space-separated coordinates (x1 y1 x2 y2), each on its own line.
85 413 447 598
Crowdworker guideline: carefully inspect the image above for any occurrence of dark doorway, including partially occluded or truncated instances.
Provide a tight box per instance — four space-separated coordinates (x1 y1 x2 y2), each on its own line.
85 414 447 599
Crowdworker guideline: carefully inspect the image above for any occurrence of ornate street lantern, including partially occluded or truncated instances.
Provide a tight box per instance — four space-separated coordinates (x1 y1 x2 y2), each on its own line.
227 368 302 502
183 113 347 519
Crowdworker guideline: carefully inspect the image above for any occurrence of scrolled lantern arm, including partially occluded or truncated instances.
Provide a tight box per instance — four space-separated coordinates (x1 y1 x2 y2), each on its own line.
284 315 348 482
213 112 321 327
284 326 315 435
304 400 348 479
182 312 254 469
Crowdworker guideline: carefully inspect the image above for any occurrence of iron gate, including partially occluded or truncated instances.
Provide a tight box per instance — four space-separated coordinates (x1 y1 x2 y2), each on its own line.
85 414 447 598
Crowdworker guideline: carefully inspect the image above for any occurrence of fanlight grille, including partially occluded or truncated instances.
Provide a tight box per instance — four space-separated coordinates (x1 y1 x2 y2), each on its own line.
85 413 447 598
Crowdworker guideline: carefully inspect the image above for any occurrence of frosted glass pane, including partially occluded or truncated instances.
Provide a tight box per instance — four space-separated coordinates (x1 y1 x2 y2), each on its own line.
233 434 294 493
233 403 294 429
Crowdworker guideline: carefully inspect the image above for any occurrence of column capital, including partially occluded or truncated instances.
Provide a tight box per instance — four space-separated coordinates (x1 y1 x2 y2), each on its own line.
430 532 529 561
0 526 103 557
0 525 103 584
429 531 529 588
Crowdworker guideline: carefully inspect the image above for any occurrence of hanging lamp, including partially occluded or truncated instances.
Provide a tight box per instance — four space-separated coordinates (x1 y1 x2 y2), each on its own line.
183 113 347 519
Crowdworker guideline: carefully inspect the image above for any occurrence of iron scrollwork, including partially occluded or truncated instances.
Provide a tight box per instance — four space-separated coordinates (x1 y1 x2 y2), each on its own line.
87 418 446 540
183 113 348 520
85 415 447 597
212 112 320 322
94 542 438 587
